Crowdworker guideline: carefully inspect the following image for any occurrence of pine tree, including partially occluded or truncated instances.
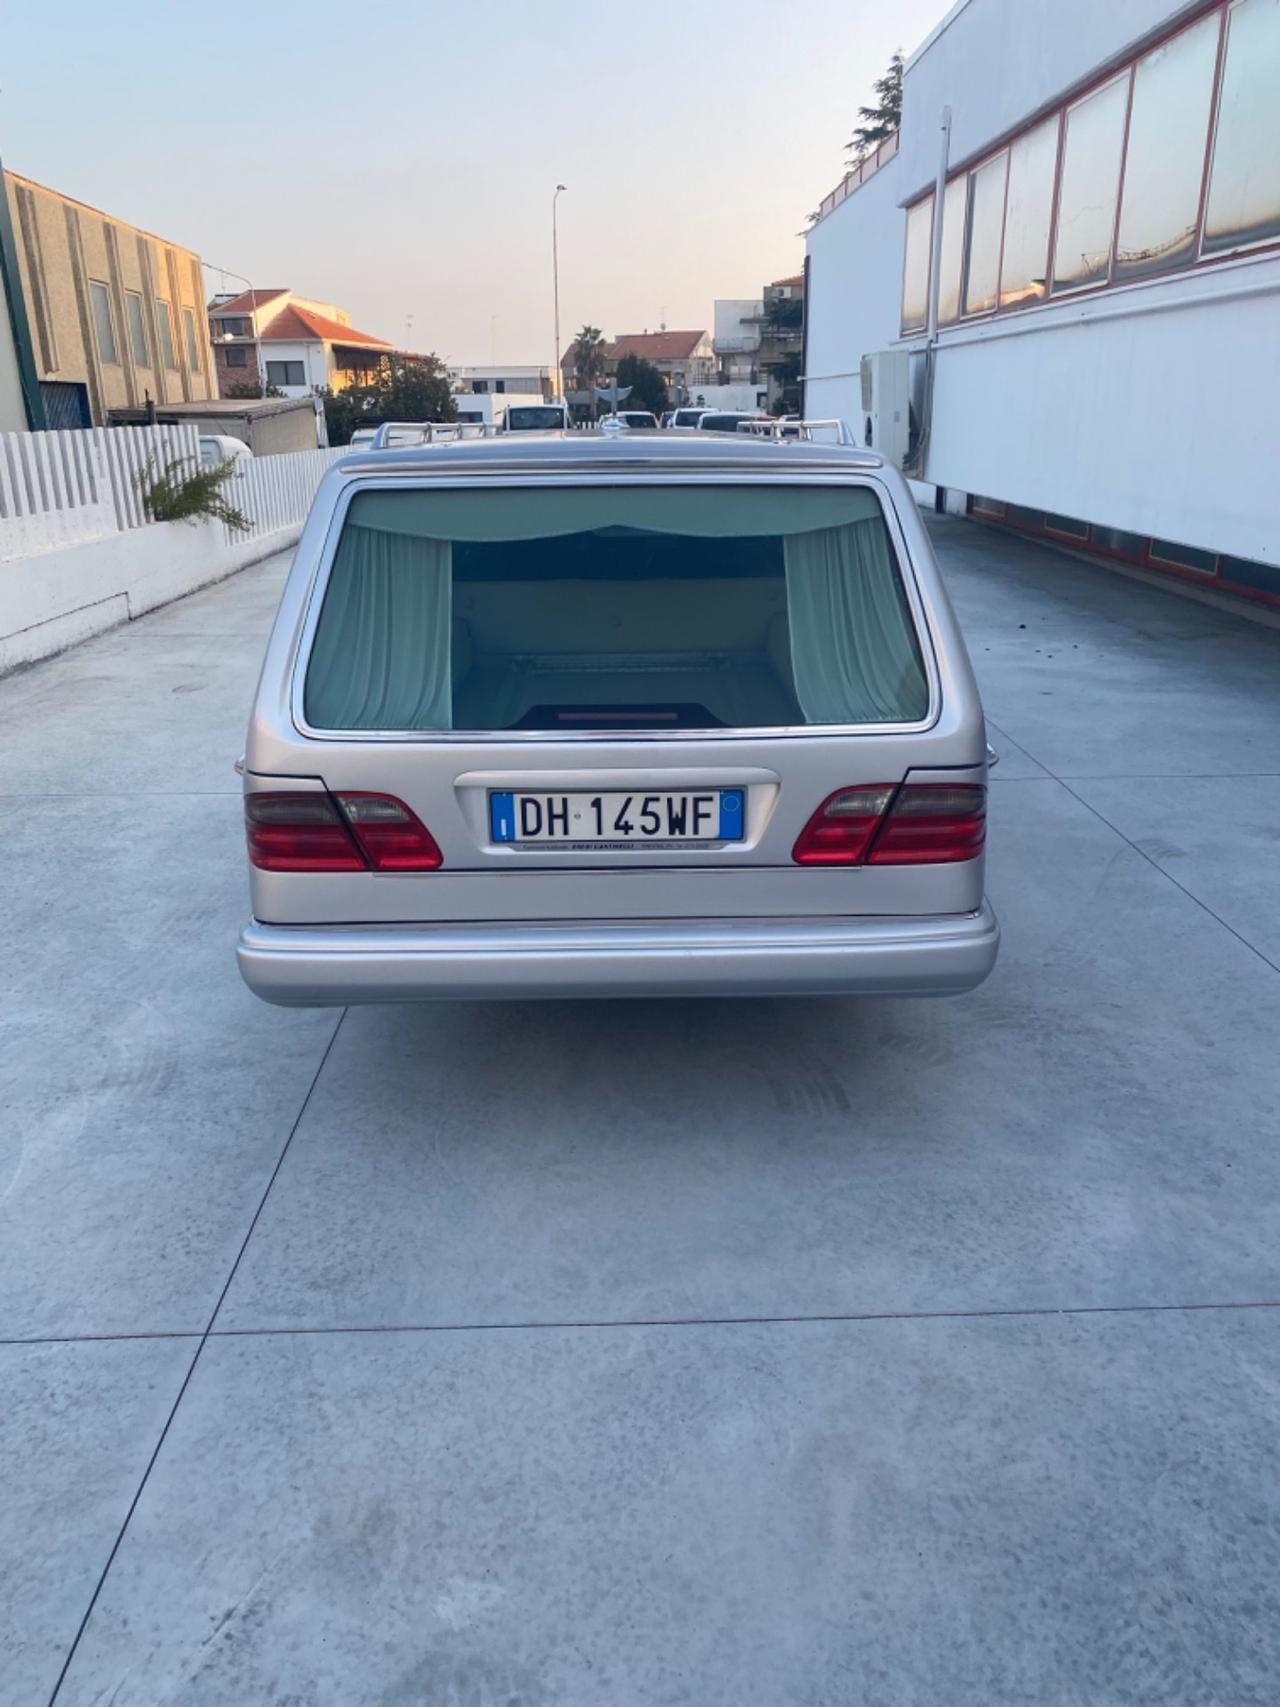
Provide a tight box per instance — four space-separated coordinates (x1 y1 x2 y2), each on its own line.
848 50 903 161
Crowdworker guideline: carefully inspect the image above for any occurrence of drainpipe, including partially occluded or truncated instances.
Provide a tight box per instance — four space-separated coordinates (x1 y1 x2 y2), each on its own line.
909 106 951 487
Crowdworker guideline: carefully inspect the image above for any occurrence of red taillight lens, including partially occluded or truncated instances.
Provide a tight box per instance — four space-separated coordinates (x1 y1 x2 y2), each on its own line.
868 783 986 865
792 782 987 867
334 792 443 871
245 791 443 872
792 785 897 865
245 792 365 871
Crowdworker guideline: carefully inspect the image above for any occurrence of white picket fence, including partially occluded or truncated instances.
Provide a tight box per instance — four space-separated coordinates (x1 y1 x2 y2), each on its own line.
222 444 351 545
0 425 350 563
0 424 200 561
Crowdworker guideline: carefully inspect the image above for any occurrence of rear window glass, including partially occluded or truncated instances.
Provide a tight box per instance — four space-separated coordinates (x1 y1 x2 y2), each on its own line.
303 485 928 734
698 414 753 433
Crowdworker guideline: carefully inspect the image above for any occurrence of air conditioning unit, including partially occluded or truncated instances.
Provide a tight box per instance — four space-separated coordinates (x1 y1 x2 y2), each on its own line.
858 350 911 467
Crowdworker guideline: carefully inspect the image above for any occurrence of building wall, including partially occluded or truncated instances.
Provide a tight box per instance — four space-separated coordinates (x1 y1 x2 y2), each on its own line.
805 0 1280 584
929 257 1280 565
260 339 328 398
0 310 24 431
898 0 1184 193
713 300 762 352
4 172 213 424
803 153 906 425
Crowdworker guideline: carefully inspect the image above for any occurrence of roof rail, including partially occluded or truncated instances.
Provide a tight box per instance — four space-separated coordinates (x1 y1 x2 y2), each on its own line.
735 418 855 446
368 420 499 450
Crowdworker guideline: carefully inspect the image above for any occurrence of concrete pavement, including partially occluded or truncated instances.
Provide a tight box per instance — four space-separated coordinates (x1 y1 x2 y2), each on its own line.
2 520 1278 1705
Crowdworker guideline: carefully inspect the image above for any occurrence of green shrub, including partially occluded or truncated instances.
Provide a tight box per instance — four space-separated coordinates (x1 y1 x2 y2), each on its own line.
136 455 251 533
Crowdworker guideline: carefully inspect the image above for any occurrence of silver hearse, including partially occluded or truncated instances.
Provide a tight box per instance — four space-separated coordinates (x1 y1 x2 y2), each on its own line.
237 433 999 1003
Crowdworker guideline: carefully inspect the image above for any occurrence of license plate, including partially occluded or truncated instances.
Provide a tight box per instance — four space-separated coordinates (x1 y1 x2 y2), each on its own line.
490 788 745 845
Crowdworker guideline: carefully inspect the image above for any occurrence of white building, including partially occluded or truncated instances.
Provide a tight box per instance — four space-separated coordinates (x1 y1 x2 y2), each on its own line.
208 291 392 400
450 365 554 400
804 0 1280 610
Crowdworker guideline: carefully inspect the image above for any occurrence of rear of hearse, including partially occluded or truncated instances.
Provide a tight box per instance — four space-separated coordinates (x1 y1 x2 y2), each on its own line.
237 437 998 1003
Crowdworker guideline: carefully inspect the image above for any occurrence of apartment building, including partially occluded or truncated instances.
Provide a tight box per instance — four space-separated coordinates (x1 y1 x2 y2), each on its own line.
2 169 214 428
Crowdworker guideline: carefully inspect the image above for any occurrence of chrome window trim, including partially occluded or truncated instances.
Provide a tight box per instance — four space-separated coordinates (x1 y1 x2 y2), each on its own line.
287 470 943 745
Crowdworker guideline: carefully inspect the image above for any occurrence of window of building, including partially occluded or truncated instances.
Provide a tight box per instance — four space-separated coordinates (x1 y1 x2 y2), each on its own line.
473 379 489 393
1116 12 1220 280
156 300 178 369
182 307 201 372
900 0 1280 324
1043 513 1090 539
89 281 118 364
900 193 934 333
963 151 1008 315
1149 537 1218 572
1052 74 1129 293
936 175 969 324
266 360 306 386
495 379 506 393
1203 0 1280 257
998 116 1058 308
224 346 249 368
1092 525 1146 555
218 316 252 337
124 290 149 368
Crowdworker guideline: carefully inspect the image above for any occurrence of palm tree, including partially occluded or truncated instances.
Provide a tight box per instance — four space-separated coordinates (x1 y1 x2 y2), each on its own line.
571 325 608 417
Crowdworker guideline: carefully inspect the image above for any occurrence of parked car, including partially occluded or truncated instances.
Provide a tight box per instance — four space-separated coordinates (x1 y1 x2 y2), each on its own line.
696 411 769 435
237 434 998 1003
501 402 571 431
660 411 676 428
617 410 659 430
670 407 711 428
199 434 253 470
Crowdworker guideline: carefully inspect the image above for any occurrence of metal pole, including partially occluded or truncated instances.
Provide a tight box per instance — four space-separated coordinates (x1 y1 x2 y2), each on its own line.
552 184 566 400
911 105 952 484
924 106 951 346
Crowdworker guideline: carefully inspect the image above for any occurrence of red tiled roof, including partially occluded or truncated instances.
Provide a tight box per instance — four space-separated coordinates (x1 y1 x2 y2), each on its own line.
258 304 392 349
770 272 805 288
208 289 290 314
561 329 708 367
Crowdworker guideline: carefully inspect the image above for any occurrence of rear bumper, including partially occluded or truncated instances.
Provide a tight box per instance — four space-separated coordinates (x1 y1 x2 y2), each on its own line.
237 903 1000 1005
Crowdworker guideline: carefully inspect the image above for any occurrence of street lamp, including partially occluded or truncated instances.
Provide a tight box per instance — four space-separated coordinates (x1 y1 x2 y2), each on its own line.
205 262 265 396
552 184 566 399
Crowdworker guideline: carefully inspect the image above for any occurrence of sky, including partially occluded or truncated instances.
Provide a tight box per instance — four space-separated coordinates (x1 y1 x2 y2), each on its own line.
3 0 953 367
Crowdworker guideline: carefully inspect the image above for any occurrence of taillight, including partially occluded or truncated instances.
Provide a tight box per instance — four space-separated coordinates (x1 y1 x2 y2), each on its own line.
868 783 986 864
334 792 442 871
245 792 365 871
791 785 897 865
245 791 442 872
792 782 986 866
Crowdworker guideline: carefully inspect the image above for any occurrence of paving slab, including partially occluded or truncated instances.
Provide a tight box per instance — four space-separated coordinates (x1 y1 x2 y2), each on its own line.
933 516 1280 780
217 781 1280 1334
55 1311 1280 1707
0 1336 192 1707
0 792 336 1340
1067 774 1280 969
